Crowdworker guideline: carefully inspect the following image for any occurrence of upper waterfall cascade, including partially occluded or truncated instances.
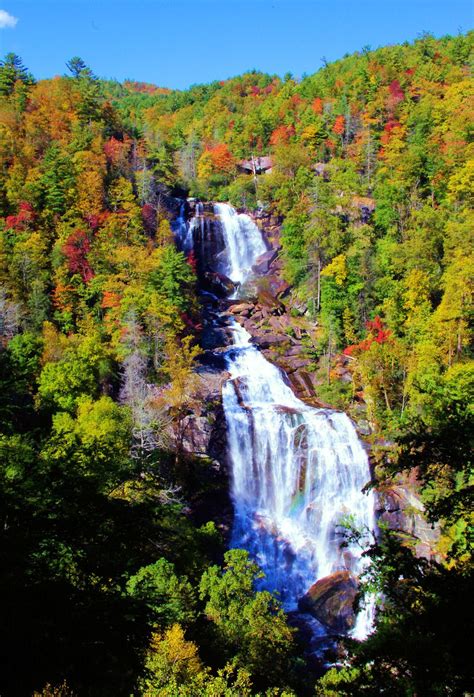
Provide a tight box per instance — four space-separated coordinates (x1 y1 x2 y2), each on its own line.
178 201 376 640
213 203 267 284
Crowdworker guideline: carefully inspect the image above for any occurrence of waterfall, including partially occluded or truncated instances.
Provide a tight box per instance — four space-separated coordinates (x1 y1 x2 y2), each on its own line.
222 323 375 638
172 202 194 253
213 203 267 285
179 201 375 640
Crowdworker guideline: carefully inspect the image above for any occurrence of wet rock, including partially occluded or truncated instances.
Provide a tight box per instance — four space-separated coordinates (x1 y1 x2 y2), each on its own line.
298 571 358 633
228 302 254 316
266 275 291 299
200 324 229 351
257 289 286 313
356 419 372 436
203 271 236 298
287 369 320 400
180 369 229 463
252 249 278 274
252 333 289 349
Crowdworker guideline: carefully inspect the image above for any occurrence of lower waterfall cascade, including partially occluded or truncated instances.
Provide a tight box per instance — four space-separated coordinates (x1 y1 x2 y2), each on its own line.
177 200 376 643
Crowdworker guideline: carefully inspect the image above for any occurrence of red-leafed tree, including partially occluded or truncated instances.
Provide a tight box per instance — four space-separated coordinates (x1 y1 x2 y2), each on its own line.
141 203 156 235
103 136 132 173
389 79 405 103
85 210 110 231
5 201 36 231
62 229 94 283
211 143 235 172
344 316 392 356
332 115 346 136
311 97 323 114
270 125 295 146
387 79 405 114
186 249 198 273
380 119 402 146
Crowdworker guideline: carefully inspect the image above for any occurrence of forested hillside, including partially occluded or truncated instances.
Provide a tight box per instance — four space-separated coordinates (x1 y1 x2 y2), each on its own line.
0 32 472 696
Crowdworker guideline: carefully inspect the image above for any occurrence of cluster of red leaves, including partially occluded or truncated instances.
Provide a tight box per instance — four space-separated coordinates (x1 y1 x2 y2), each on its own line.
270 124 295 146
141 203 156 234
387 79 405 115
250 84 274 97
311 97 323 114
5 201 35 231
86 210 110 231
101 291 121 309
380 119 402 145
103 136 131 166
62 229 94 283
186 250 198 273
206 143 236 174
344 316 392 356
332 114 346 136
389 80 405 102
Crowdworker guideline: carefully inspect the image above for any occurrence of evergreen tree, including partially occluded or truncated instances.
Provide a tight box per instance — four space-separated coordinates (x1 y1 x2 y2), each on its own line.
0 53 34 96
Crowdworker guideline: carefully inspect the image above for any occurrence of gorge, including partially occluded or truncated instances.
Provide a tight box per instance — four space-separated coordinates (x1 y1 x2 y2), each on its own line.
176 202 377 645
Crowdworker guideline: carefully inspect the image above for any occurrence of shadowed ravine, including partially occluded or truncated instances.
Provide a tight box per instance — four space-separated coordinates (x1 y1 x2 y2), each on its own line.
174 201 376 651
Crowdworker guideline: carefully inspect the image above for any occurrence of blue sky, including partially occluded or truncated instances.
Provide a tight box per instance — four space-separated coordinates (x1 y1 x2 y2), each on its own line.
0 0 472 89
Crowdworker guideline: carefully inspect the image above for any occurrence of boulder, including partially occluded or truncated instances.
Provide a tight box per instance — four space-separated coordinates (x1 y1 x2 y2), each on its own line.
257 288 286 313
283 356 312 373
228 302 254 316
287 370 319 399
265 275 291 299
252 333 289 349
356 419 372 436
285 344 305 357
298 570 358 633
203 272 236 298
252 249 278 274
267 314 292 333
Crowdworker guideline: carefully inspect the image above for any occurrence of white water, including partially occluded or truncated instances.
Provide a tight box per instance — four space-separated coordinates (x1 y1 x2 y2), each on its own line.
213 203 267 285
172 202 194 253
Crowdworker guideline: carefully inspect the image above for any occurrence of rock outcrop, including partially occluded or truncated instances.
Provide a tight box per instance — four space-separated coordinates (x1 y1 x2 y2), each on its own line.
298 570 359 632
377 482 441 560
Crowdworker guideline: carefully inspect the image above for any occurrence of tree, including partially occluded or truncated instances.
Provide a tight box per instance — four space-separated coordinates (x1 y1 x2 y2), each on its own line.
199 549 297 690
0 53 34 96
126 558 196 628
149 245 195 313
37 334 110 412
62 229 94 283
43 396 133 491
66 56 95 80
138 624 203 694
